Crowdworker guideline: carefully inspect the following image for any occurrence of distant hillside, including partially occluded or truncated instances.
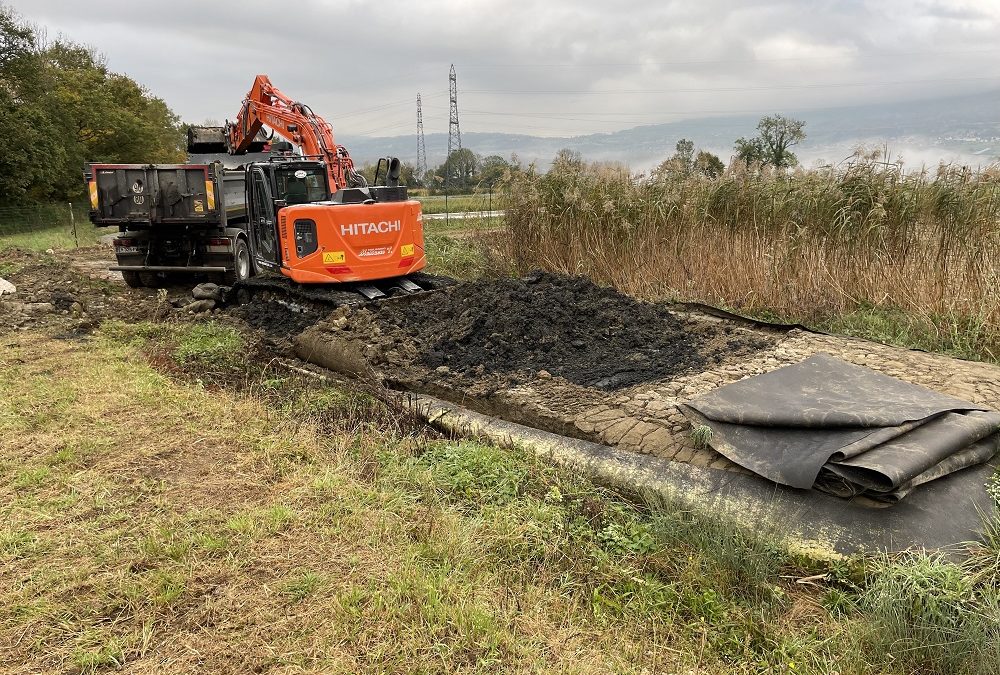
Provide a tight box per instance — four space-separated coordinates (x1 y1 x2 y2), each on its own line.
340 89 1000 171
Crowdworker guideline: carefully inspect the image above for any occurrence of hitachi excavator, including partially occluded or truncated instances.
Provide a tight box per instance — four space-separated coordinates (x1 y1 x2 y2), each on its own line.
190 74 426 290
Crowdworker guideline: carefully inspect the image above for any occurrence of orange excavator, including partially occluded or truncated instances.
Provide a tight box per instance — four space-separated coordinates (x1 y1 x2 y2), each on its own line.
189 74 426 287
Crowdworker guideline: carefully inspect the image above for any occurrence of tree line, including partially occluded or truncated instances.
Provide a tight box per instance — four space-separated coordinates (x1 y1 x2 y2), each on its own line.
0 4 184 206
360 114 807 193
652 114 807 180
356 148 518 194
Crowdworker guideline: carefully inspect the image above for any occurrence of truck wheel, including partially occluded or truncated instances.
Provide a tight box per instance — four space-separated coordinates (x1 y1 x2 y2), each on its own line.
225 238 251 285
139 272 163 288
121 271 143 288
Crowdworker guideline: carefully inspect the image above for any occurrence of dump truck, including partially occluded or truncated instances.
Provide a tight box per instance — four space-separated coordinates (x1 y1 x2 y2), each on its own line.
86 162 251 287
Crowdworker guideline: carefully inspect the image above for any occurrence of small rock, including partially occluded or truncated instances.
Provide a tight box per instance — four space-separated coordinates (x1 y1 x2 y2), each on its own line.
0 277 15 296
45 248 55 255
435 365 451 375
185 299 216 314
537 369 552 379
23 302 54 315
192 282 227 302
571 339 585 348
330 317 348 329
69 302 84 316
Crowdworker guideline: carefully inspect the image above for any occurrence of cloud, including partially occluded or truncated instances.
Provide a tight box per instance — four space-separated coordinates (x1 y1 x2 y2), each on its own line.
9 0 1000 139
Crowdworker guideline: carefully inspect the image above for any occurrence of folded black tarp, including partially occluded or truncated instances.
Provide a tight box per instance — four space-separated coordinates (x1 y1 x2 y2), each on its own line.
678 354 1000 502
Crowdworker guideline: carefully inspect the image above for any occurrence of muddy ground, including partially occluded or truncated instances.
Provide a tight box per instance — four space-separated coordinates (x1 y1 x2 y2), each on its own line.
0 248 166 336
7 245 1000 482
362 271 773 390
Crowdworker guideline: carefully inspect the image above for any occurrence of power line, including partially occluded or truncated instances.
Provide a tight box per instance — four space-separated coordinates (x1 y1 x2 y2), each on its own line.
462 75 1000 96
456 47 1000 69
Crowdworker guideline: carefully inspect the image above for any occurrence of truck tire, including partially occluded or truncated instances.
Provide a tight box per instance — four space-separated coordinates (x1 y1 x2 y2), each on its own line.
121 271 143 288
139 272 163 288
225 238 251 285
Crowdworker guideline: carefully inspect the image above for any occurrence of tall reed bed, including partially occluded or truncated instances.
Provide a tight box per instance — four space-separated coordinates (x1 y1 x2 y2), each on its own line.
500 154 1000 360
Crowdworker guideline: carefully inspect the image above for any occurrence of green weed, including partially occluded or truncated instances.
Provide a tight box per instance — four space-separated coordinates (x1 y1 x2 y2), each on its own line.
281 571 325 601
172 322 244 366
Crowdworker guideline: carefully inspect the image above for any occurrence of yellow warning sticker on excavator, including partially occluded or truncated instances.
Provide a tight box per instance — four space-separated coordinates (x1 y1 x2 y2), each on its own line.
401 244 414 257
323 251 345 264
193 200 204 213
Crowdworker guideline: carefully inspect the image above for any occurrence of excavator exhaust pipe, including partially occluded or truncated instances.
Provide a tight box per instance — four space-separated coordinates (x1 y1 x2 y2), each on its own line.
387 157 401 187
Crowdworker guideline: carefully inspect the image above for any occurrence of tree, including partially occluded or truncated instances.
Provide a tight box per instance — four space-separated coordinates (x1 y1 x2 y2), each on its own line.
734 114 806 169
0 5 185 204
673 138 695 173
398 162 420 188
694 150 725 178
477 155 511 188
652 139 719 180
550 148 584 173
435 148 479 191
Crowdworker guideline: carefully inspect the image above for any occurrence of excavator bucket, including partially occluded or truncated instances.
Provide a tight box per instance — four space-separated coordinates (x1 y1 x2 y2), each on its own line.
186 126 271 154
187 126 228 153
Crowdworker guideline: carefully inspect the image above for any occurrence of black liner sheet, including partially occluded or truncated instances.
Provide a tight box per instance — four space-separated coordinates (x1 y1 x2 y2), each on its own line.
679 354 1000 502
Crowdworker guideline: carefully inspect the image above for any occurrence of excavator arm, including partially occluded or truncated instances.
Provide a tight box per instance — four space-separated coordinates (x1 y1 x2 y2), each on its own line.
189 74 365 192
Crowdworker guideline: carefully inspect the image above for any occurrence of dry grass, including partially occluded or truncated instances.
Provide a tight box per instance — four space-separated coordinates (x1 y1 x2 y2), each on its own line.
0 327 745 673
3 319 999 673
501 153 1000 361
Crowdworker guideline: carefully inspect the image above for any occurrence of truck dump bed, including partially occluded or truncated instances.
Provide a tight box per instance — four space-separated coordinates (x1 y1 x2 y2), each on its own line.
86 163 247 227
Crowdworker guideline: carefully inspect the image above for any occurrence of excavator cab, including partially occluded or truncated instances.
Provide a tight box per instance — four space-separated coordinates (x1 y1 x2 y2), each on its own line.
244 159 325 272
275 165 326 204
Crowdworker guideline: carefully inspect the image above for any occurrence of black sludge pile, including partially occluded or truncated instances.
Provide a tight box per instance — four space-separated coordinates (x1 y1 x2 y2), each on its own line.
372 271 769 389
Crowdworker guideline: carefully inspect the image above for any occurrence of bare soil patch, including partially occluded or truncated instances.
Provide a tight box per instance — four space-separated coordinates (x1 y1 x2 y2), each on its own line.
0 247 163 336
348 271 773 390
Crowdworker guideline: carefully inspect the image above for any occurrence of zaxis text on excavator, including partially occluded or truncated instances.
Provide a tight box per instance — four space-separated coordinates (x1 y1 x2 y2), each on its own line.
87 75 427 295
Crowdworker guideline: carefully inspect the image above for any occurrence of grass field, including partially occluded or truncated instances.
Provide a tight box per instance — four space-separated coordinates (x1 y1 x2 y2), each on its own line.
0 203 98 252
0 224 101 252
2 313 1000 673
417 193 497 215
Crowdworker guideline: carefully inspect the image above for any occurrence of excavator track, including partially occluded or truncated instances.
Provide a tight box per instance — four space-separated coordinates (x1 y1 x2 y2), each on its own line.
234 271 454 316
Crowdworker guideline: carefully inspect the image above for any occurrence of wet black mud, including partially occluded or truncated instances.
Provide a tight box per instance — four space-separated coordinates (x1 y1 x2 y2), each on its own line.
367 271 772 389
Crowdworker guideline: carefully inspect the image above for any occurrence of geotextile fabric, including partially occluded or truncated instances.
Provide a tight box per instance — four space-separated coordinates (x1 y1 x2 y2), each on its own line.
679 354 1000 502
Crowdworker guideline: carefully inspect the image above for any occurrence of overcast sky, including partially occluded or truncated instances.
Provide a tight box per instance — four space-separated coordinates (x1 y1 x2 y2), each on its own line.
10 0 1000 139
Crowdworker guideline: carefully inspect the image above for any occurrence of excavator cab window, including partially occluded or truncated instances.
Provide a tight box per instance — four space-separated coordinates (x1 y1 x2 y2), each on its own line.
276 167 327 204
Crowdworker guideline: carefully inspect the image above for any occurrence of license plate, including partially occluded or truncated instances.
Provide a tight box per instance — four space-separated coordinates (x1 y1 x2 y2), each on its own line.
116 246 143 254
